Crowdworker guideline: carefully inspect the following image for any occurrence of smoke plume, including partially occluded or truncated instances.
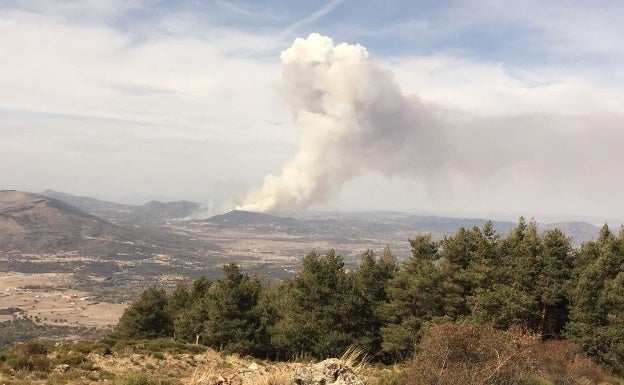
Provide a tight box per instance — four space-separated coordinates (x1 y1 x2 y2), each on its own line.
239 34 443 212
240 34 624 214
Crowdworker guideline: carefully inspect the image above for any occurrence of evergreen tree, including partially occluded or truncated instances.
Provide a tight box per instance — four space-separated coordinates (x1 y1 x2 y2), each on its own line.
567 225 624 373
169 277 212 344
536 228 573 337
465 221 501 311
271 250 354 359
115 287 172 339
202 263 263 354
472 218 544 331
351 247 399 358
167 281 190 316
438 227 481 318
381 234 443 361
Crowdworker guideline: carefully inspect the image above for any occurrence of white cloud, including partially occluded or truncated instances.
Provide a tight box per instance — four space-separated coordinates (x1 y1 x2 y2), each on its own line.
0 4 296 202
387 55 623 116
0 7 289 136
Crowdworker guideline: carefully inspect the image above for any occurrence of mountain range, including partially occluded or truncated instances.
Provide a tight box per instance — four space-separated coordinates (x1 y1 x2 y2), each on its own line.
41 190 200 224
1 189 608 257
0 190 212 256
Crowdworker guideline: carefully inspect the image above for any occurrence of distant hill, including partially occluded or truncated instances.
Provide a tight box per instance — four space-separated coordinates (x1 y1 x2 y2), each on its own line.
204 210 600 246
0 190 127 252
397 215 517 235
205 210 515 235
206 210 299 228
1 190 220 257
541 221 601 245
41 190 200 223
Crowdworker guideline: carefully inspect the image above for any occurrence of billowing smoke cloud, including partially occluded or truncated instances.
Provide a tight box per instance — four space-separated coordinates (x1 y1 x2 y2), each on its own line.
239 34 445 212
240 33 624 214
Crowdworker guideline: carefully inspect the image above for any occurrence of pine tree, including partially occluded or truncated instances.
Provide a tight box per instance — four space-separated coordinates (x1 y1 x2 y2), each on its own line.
115 287 172 339
351 247 399 358
536 228 573 337
567 225 624 373
472 218 544 331
271 250 354 359
202 263 263 354
381 234 443 361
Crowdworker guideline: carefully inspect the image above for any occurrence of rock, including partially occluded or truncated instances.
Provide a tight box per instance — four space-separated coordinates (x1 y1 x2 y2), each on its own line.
54 364 70 372
294 358 365 385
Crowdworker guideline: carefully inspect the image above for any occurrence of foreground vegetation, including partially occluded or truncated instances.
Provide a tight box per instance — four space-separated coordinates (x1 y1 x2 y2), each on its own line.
114 218 624 374
3 217 624 384
1 327 622 385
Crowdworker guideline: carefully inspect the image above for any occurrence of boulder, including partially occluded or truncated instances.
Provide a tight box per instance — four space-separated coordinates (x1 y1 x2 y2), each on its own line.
294 358 365 385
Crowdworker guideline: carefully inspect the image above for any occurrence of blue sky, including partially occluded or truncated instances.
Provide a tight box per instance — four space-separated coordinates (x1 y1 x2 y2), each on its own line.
2 0 624 220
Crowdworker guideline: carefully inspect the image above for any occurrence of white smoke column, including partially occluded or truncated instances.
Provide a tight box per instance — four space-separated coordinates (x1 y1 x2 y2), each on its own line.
239 33 624 216
240 34 445 213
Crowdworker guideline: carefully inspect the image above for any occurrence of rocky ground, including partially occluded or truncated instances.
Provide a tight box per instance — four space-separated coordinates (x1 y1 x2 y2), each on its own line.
0 339 389 385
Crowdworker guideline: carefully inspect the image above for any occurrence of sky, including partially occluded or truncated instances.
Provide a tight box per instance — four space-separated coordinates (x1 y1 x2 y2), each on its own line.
2 0 624 221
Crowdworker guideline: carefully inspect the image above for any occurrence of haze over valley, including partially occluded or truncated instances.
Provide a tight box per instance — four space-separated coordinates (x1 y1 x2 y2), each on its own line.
0 188 615 345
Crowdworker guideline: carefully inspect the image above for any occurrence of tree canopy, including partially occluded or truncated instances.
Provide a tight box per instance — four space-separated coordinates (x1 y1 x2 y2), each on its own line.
114 219 624 373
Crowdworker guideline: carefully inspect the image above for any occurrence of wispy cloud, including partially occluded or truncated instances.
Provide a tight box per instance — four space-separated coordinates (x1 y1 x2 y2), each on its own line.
278 0 346 39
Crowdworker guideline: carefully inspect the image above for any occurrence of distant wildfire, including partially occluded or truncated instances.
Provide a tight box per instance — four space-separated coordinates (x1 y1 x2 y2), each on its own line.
239 34 624 214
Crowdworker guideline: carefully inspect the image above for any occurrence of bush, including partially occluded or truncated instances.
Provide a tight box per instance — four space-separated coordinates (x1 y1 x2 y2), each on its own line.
374 367 405 385
406 322 536 385
116 372 157 385
1 341 51 372
529 340 610 385
406 322 619 385
111 338 205 356
13 340 48 356
54 351 90 367
56 340 107 355
5 351 51 372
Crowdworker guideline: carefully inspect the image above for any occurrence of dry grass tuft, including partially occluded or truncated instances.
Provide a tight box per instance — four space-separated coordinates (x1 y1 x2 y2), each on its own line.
189 363 294 385
339 346 369 373
189 366 221 385
247 366 293 385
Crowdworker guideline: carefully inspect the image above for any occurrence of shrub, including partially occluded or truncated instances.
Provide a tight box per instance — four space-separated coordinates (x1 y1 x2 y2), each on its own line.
2 341 51 372
111 338 205 356
373 367 405 385
529 340 610 385
54 351 89 367
405 321 536 385
6 352 51 372
116 372 157 385
406 322 619 385
57 340 106 355
13 340 48 356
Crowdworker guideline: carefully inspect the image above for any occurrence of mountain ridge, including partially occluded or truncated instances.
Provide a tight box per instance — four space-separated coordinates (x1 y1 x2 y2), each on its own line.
204 209 601 245
0 190 127 252
41 189 200 223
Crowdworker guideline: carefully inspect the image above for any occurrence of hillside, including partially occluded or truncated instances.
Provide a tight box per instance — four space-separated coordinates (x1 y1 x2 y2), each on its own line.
0 339 376 385
202 210 600 246
0 190 223 304
0 190 127 252
41 190 200 224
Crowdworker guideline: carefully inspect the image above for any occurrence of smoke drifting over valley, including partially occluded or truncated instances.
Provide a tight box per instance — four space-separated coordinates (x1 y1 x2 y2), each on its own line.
240 34 624 214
